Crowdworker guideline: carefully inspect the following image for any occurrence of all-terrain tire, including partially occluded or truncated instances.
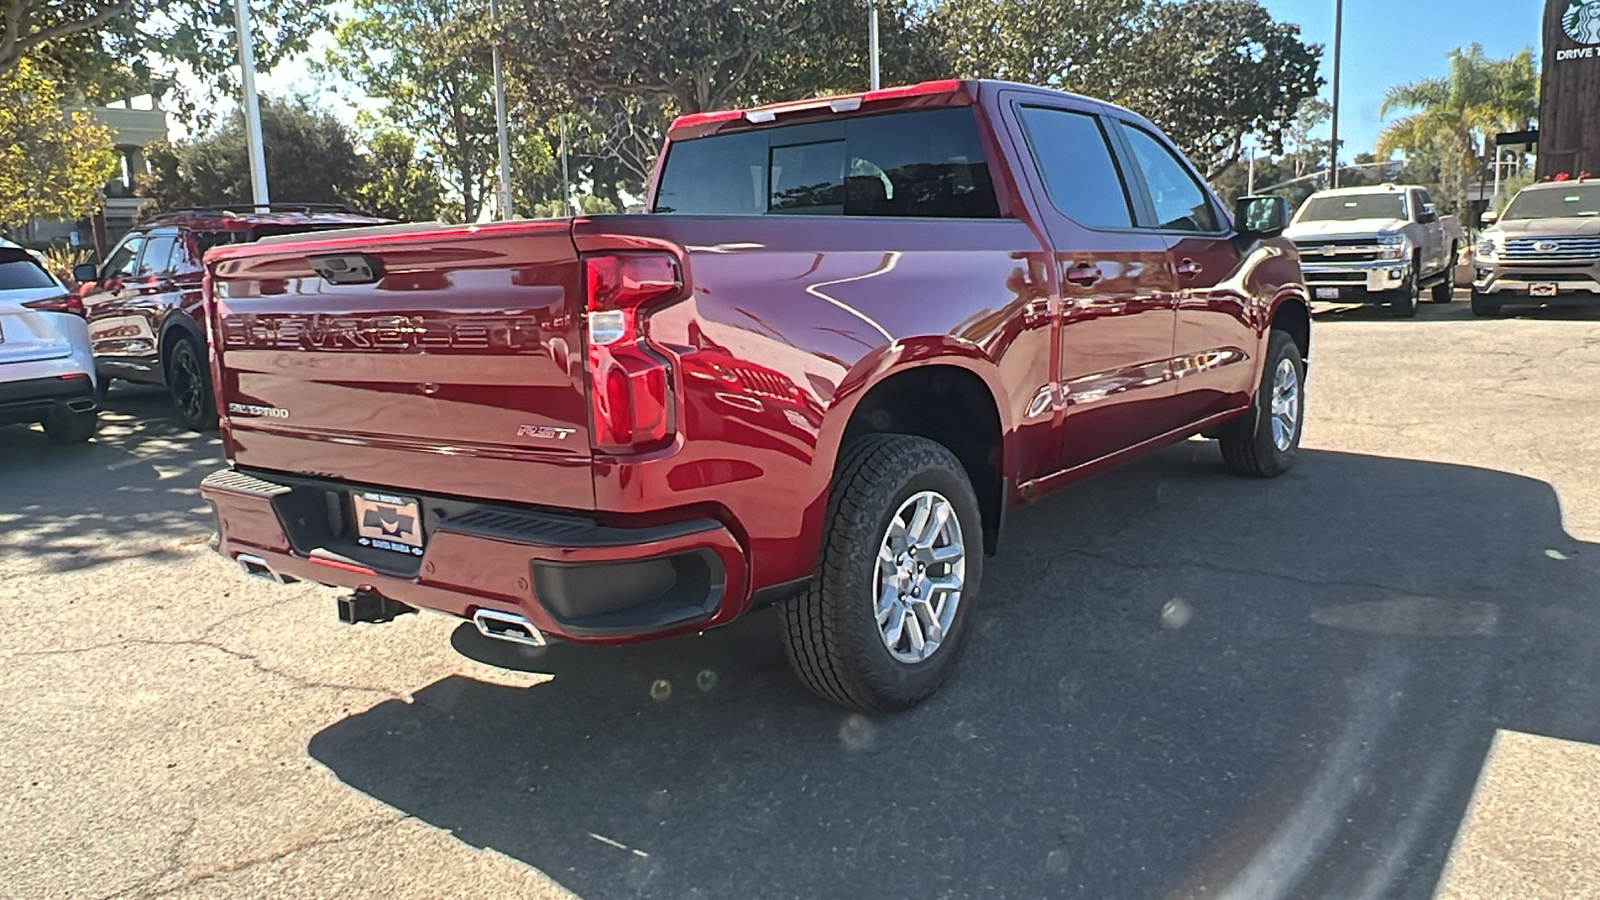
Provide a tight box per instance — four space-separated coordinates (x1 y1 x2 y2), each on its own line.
1389 257 1420 318
1219 330 1304 478
1470 289 1503 318
778 435 983 712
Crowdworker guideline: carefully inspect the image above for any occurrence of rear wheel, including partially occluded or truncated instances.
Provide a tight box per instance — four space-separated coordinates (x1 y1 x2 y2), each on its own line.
1219 330 1304 478
1470 290 1503 318
1431 249 1456 302
166 337 218 432
778 435 982 712
42 405 98 444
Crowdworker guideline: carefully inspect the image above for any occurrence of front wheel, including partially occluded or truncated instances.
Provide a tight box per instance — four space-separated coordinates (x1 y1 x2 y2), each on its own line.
1389 259 1420 318
1470 290 1503 318
1220 330 1304 478
778 435 982 712
166 337 218 432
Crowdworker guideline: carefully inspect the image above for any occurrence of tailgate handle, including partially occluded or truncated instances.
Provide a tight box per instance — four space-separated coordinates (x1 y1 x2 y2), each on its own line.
309 253 385 285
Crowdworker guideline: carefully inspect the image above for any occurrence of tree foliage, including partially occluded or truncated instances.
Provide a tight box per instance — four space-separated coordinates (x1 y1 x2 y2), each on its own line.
930 0 1148 97
352 129 446 222
1 0 332 103
0 59 118 228
140 97 367 210
1377 44 1539 213
323 0 497 221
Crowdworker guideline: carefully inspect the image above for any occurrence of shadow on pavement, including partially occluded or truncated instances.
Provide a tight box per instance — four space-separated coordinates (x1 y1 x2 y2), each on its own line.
1312 298 1600 324
0 383 221 571
309 446 1600 899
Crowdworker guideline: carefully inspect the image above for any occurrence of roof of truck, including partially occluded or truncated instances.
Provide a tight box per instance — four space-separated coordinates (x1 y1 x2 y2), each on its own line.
1310 184 1421 197
140 204 393 232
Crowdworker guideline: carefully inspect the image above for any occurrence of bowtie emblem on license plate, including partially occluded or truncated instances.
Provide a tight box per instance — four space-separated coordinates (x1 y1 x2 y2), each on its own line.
352 492 425 556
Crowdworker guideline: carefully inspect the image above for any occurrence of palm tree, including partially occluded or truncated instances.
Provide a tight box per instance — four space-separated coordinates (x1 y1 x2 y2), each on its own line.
1376 44 1539 213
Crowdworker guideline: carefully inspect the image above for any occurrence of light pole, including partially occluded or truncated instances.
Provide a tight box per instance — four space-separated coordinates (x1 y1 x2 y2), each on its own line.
1329 0 1343 189
234 0 269 207
489 0 513 219
869 2 881 91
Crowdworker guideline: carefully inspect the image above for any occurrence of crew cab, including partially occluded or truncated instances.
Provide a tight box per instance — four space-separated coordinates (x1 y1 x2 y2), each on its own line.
72 205 392 431
1285 184 1462 317
199 80 1310 711
1472 179 1600 316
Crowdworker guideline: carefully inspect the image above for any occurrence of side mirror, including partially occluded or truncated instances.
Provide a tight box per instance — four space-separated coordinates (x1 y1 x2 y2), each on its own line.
1418 202 1439 224
1481 209 1500 226
1235 195 1289 239
72 263 99 284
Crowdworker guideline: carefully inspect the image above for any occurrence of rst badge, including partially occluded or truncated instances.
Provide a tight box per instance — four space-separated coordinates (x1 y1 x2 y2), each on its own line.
516 425 576 440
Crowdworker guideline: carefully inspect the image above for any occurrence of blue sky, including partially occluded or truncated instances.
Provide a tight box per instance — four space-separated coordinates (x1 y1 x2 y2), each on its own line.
1259 0 1546 153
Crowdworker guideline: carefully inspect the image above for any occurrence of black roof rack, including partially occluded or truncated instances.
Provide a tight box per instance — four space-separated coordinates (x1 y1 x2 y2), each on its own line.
148 203 380 219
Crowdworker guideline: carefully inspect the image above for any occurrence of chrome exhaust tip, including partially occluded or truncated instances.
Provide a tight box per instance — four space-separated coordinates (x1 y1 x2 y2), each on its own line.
66 399 97 413
473 608 548 647
236 553 296 584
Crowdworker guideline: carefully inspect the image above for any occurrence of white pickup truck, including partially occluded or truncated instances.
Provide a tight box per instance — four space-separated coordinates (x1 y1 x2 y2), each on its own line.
1284 184 1462 318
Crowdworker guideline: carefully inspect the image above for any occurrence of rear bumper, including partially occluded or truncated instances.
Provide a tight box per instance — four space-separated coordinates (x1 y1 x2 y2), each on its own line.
200 467 749 643
0 373 97 427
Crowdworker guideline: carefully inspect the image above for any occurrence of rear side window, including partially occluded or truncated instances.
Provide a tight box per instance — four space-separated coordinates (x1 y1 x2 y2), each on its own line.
0 254 57 290
654 107 1001 218
1118 124 1220 233
1016 106 1134 229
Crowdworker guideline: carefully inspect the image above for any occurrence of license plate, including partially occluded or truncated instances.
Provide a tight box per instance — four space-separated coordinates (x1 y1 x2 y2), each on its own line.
1315 287 1341 300
1531 283 1558 297
352 491 425 556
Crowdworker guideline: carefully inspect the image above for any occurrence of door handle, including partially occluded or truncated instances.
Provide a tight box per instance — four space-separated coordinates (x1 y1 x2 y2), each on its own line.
1176 259 1203 278
1063 263 1103 287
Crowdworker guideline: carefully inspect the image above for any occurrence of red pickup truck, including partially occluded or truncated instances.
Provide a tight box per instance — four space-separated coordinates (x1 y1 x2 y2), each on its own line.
200 79 1309 711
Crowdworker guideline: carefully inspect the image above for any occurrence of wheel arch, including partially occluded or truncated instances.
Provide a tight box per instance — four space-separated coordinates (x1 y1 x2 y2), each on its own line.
157 311 207 382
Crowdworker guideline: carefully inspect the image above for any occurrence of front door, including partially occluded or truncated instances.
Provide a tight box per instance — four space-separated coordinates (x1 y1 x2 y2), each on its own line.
1007 102 1181 472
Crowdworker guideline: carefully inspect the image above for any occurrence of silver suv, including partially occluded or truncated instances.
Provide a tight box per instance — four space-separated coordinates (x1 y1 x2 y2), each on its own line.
1473 181 1600 317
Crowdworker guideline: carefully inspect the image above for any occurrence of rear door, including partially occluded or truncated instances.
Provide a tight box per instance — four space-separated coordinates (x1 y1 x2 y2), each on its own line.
1111 119 1256 424
1412 189 1446 275
1006 100 1181 470
0 250 75 365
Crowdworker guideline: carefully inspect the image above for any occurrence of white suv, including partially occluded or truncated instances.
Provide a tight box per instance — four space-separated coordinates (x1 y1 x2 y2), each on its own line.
0 241 99 443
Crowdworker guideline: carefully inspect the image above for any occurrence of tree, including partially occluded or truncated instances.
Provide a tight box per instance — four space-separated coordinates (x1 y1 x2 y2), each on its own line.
352 129 446 222
0 59 117 228
323 0 497 221
140 97 368 209
1 0 332 101
930 0 1148 99
1377 44 1539 213
1118 0 1322 178
501 0 938 115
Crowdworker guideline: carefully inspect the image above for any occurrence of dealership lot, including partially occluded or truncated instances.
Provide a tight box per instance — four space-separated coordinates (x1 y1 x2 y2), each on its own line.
2 300 1598 900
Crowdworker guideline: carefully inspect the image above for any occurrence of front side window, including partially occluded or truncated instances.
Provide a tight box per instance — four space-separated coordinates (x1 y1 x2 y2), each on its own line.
654 107 1001 219
102 234 145 280
1119 124 1220 232
1015 106 1134 229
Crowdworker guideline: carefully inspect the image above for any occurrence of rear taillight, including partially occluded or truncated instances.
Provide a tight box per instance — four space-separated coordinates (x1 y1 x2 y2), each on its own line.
22 294 85 317
584 252 682 454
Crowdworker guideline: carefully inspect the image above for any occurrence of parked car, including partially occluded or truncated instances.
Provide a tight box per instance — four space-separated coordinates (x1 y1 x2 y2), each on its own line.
199 80 1311 711
1472 180 1600 317
0 242 99 443
1284 184 1462 317
73 204 393 430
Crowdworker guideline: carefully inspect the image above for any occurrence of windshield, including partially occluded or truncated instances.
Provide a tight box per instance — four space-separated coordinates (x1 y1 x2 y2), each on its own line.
1297 194 1409 223
1503 184 1600 220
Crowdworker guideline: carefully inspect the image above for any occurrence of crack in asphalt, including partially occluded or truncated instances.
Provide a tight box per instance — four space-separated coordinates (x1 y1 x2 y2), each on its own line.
96 815 410 900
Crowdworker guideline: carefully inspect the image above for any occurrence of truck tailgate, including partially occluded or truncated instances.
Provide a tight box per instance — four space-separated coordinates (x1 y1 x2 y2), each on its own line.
207 220 594 509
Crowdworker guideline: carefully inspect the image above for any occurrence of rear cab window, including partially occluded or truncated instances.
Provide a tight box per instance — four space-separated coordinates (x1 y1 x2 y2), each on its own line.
653 107 1001 218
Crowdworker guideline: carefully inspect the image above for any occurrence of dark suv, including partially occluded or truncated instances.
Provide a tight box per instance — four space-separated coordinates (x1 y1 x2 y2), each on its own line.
74 205 392 430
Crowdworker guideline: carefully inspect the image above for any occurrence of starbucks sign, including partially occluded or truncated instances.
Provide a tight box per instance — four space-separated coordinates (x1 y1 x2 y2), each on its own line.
1562 0 1600 45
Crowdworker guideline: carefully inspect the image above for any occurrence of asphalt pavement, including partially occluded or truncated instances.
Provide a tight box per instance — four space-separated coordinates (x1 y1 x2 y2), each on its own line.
2 296 1598 899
